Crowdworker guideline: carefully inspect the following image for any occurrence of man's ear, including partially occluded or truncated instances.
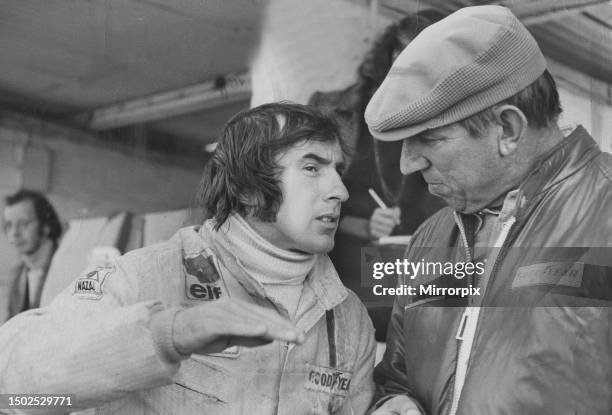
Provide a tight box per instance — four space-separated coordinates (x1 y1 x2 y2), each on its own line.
493 105 528 157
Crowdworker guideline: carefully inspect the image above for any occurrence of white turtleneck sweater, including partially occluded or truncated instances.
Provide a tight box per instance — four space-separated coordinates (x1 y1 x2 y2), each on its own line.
209 214 316 318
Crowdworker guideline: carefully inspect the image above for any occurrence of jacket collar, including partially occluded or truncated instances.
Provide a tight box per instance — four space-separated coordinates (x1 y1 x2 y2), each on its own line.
517 125 600 217
181 223 348 313
453 126 600 246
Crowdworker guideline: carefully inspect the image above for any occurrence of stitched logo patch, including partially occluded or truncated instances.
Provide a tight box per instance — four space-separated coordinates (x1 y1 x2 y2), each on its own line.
304 364 352 396
183 249 225 301
74 265 115 299
513 262 584 289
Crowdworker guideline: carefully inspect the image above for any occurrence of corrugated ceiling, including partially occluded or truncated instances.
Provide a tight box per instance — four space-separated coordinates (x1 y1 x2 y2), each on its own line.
0 0 609 145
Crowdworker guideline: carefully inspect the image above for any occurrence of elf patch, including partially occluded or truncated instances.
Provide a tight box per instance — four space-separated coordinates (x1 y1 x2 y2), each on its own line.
74 265 115 299
304 364 352 396
183 249 226 301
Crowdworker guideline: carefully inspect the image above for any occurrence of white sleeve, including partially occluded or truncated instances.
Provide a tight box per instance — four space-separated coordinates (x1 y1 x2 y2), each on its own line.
0 257 184 412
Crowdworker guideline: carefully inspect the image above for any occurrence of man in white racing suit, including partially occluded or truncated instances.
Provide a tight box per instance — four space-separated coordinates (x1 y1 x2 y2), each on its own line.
0 102 376 415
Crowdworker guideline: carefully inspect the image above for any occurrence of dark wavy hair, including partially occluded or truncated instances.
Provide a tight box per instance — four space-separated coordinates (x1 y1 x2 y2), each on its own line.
354 10 446 202
357 9 447 101
4 189 62 244
199 102 344 229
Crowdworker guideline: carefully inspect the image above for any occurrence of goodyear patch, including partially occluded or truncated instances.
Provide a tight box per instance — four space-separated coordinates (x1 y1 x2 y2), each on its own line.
304 364 352 396
513 262 584 289
74 265 115 300
183 249 226 301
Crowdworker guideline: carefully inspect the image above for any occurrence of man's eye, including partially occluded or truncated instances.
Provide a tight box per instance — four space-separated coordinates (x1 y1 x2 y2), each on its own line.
304 165 318 173
415 136 442 146
427 133 447 141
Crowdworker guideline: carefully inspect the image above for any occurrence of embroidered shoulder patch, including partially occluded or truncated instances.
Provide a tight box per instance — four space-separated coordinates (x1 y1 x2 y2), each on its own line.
74 265 115 300
304 364 352 396
183 249 226 301
513 262 584 289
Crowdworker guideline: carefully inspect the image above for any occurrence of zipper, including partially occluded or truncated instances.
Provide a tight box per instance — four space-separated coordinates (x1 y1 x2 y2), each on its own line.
454 212 473 263
274 341 291 414
447 216 517 415
448 213 473 415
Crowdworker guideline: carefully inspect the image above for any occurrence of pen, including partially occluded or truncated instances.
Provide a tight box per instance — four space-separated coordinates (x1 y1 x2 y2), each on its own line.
368 188 388 209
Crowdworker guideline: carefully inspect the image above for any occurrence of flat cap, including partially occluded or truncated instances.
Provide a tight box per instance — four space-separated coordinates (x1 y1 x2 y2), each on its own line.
365 5 547 141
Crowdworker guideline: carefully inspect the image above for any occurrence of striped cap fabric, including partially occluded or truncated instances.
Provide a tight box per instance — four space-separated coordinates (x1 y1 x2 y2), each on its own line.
365 5 547 141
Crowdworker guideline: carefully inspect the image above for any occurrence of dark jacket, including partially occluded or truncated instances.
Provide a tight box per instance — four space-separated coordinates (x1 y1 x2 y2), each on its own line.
6 260 53 321
7 262 28 320
375 126 612 415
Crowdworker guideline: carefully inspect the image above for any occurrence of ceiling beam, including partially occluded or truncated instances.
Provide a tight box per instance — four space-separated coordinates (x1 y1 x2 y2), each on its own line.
517 0 610 25
380 0 610 25
0 109 207 168
75 72 251 130
547 58 612 105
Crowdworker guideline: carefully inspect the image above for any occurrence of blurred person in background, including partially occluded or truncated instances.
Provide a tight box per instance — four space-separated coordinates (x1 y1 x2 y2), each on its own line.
310 11 446 340
2 189 62 323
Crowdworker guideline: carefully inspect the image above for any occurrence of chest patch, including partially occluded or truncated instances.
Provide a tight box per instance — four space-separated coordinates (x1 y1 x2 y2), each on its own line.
513 262 584 289
304 364 352 396
74 265 115 300
183 249 226 301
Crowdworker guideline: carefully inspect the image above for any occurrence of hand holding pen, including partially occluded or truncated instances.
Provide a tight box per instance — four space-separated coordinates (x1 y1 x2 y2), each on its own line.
368 188 401 239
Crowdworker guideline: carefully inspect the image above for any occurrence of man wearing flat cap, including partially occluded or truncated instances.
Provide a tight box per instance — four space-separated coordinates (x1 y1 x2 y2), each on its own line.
366 5 612 415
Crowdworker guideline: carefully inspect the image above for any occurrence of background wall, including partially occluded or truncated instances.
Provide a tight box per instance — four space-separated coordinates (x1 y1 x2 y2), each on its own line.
550 60 612 153
251 0 390 106
0 113 204 292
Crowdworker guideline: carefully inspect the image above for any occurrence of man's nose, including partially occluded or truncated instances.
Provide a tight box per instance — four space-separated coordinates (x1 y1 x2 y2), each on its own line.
326 172 349 203
6 225 18 240
400 141 430 175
